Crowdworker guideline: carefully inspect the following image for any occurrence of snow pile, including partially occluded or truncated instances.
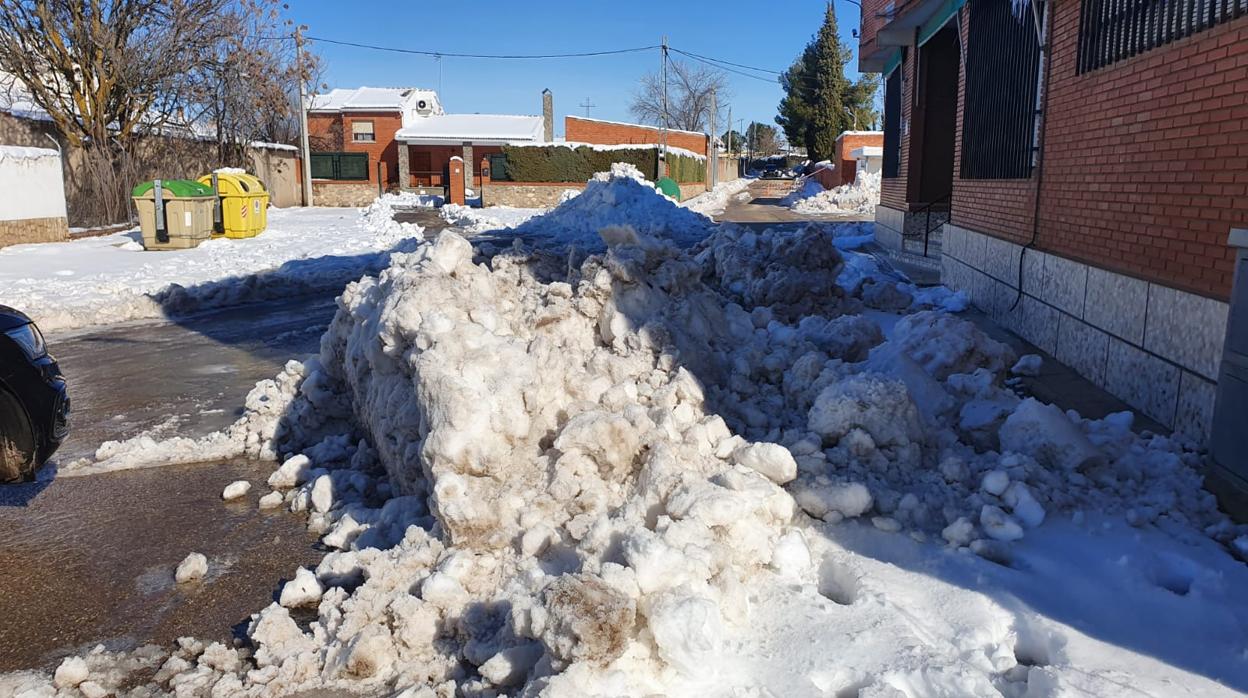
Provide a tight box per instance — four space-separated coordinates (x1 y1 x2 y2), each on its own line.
680 177 752 216
439 203 548 234
503 163 717 249
786 170 882 215
0 205 425 332
14 212 1248 695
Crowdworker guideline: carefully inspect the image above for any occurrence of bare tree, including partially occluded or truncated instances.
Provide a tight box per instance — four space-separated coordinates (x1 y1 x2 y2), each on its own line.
629 59 728 133
193 1 324 165
0 0 231 148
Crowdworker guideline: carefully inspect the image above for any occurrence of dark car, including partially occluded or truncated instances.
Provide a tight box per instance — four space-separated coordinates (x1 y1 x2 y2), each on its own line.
0 306 69 481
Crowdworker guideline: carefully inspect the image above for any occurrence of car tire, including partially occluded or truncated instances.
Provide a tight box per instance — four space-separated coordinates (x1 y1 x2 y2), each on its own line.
0 387 37 483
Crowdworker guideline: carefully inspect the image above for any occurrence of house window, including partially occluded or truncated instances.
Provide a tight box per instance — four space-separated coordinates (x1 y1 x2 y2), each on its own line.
1078 0 1246 73
882 66 902 179
351 121 375 143
310 152 369 180
960 0 1041 180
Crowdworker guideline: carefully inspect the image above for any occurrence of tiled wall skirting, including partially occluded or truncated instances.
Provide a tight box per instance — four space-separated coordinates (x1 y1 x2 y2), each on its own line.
941 223 1228 443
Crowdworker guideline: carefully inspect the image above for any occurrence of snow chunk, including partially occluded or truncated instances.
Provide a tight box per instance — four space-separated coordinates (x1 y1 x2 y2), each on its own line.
981 470 1010 497
1000 398 1104 471
893 311 1016 380
540 574 636 668
279 567 323 608
808 373 924 448
53 657 89 688
1011 354 1043 376
980 505 1025 542
221 480 251 500
732 442 798 484
175 553 208 583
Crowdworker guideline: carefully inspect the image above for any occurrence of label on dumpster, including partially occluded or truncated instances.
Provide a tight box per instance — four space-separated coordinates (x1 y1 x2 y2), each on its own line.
254 200 261 214
240 204 248 219
184 212 192 228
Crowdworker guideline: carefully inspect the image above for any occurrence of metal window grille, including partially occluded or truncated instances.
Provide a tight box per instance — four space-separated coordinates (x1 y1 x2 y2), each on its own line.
883 67 903 178
488 154 509 181
1079 0 1246 73
961 0 1042 180
310 152 369 181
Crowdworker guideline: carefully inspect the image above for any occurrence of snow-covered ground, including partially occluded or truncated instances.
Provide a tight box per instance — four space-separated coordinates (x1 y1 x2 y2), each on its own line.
0 197 424 332
8 168 1248 697
784 170 882 216
439 202 550 234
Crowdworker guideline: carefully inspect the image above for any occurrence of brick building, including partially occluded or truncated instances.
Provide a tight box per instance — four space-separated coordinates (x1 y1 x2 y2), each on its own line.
859 0 1248 491
564 116 709 157
307 87 548 205
833 131 884 186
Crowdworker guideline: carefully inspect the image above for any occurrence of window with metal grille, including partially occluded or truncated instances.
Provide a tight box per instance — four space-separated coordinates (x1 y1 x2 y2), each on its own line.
961 0 1041 180
883 67 902 178
1079 0 1245 73
309 152 369 180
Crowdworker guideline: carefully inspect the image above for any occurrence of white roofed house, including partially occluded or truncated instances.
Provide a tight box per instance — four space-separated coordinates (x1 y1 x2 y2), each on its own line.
307 86 552 206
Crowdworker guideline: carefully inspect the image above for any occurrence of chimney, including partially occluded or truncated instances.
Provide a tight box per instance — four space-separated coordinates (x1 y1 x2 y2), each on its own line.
542 89 553 142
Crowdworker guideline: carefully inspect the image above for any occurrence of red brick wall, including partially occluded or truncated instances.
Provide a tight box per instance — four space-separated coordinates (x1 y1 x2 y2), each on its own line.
308 110 403 186
565 116 708 157
948 3 1248 299
880 50 915 211
835 133 883 186
1036 5 1246 299
859 0 892 67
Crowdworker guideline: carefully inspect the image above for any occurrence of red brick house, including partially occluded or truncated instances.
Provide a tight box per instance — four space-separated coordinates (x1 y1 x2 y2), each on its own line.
859 0 1248 494
307 87 548 205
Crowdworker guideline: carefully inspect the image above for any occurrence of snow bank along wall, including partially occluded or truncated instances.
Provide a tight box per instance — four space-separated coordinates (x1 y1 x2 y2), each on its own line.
0 146 68 247
864 0 1246 455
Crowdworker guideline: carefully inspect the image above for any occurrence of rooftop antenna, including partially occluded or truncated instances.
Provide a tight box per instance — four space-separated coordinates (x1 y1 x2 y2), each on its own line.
578 97 596 116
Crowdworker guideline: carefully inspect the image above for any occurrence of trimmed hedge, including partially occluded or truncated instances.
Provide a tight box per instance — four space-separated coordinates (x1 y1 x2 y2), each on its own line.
668 153 706 184
499 145 659 182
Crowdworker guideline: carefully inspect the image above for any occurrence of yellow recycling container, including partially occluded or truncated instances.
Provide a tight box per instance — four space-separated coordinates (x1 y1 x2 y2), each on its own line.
198 171 269 238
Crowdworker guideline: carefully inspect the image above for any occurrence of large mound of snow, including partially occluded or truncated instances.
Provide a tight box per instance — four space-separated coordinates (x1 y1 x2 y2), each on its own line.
14 200 1248 696
783 170 881 216
0 201 423 332
503 163 717 249
439 203 549 233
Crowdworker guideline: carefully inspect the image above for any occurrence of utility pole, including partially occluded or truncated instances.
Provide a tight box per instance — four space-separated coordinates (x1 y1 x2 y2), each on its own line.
726 105 732 156
708 88 717 188
578 98 596 117
295 26 313 207
660 35 668 178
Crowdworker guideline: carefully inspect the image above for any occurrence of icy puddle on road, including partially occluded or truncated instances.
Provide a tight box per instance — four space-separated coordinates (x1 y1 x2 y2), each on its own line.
0 459 322 672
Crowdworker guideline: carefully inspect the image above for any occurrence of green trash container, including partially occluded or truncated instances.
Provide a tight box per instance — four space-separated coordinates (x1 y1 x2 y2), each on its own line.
132 179 216 250
655 176 681 200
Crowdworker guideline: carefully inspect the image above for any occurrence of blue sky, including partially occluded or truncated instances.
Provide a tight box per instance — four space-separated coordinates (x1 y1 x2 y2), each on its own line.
292 0 866 138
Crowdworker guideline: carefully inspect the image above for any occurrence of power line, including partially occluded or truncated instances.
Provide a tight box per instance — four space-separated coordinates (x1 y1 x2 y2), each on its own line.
668 47 782 76
304 35 659 60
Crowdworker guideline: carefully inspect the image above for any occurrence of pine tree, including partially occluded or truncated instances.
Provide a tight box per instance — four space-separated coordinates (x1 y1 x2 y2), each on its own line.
776 4 879 161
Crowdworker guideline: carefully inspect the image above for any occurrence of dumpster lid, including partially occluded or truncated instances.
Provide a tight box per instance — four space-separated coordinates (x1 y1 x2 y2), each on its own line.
199 172 267 195
132 179 214 198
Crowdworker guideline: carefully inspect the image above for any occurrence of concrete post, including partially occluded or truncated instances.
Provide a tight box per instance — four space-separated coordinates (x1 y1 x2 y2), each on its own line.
397 142 411 192
542 89 554 142
462 142 474 195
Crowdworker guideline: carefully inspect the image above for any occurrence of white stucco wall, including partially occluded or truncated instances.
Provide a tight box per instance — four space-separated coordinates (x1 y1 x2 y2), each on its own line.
0 146 67 221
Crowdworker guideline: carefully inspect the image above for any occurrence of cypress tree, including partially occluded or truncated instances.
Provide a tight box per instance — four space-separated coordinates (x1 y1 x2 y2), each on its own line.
776 3 870 162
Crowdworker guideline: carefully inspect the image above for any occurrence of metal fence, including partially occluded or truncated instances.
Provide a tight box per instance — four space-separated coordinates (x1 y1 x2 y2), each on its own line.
310 152 368 181
1078 0 1246 73
961 0 1042 180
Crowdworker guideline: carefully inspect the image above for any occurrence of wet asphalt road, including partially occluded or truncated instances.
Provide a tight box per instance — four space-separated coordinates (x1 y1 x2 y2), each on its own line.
0 295 341 672
0 459 323 672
